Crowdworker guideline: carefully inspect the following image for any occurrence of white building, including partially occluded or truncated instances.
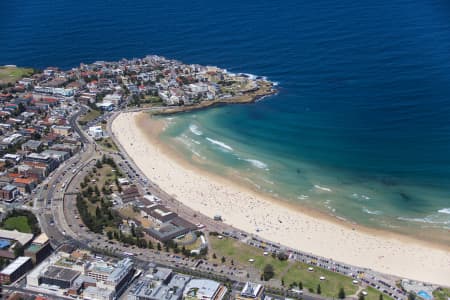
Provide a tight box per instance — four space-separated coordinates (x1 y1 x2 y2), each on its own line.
89 126 104 140
103 93 122 106
183 279 227 300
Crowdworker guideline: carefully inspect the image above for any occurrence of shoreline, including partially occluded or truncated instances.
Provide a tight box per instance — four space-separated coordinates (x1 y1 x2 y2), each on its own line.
152 80 276 115
111 111 450 286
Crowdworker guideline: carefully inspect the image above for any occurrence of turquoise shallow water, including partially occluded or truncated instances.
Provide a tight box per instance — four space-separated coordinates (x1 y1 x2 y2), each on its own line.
158 106 450 243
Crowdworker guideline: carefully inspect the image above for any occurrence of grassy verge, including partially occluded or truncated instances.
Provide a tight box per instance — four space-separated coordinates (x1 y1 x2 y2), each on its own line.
0 66 34 85
78 108 101 125
97 137 119 152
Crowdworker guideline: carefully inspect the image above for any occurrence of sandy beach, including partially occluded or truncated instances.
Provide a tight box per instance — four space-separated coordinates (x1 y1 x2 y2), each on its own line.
111 111 450 286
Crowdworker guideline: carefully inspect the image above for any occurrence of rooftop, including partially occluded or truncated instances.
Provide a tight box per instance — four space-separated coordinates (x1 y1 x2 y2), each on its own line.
0 229 33 246
0 256 31 275
32 233 49 245
183 279 221 299
42 266 80 282
241 282 263 297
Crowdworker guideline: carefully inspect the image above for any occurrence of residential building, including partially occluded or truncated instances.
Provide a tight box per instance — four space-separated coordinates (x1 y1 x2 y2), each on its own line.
0 256 33 284
0 184 19 202
21 140 43 152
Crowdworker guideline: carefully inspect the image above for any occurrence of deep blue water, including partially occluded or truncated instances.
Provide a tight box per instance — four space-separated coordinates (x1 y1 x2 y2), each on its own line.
2 0 450 240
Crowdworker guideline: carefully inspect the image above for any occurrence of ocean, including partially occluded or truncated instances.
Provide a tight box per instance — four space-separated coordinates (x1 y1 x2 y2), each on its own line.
2 0 450 243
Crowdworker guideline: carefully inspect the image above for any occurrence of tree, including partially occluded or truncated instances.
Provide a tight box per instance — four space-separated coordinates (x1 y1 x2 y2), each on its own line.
148 241 154 249
277 251 288 261
95 160 102 168
317 284 321 295
281 278 285 286
221 256 226 263
157 243 161 251
14 242 24 257
263 264 274 281
212 253 217 259
408 293 416 300
95 206 101 218
299 281 303 290
107 231 113 240
359 294 365 300
338 287 346 299
379 294 384 300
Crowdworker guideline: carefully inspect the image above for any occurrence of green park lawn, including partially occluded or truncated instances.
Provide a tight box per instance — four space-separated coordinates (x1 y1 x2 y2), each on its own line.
209 236 393 299
2 216 32 233
433 288 450 300
280 261 358 298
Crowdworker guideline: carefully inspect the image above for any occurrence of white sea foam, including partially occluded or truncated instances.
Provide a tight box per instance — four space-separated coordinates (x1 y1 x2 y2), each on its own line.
362 207 382 215
314 184 332 192
351 193 371 200
397 216 450 226
297 195 309 200
438 208 450 215
206 137 233 151
189 124 203 136
239 73 257 80
244 159 269 170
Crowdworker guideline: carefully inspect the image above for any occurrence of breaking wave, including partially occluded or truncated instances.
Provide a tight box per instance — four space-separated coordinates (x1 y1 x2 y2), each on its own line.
438 208 450 215
189 124 203 136
244 159 269 170
206 137 233 151
314 184 332 192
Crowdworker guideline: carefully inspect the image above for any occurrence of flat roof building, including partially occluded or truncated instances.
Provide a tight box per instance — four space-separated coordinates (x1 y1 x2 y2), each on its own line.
183 279 227 300
0 229 34 246
0 256 33 284
39 266 81 289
